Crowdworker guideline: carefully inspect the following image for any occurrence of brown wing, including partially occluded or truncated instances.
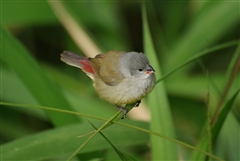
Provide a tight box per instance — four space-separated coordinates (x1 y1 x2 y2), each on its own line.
90 51 126 86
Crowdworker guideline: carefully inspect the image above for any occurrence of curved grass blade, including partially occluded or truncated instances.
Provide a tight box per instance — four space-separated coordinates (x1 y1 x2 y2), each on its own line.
156 40 239 84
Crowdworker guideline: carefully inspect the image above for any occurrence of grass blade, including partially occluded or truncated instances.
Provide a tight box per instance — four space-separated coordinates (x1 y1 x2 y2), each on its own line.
142 4 177 160
88 121 137 161
157 40 239 83
67 104 136 161
191 89 240 160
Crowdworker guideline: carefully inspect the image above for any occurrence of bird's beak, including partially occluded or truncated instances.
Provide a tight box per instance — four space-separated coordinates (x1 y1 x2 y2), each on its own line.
146 65 155 74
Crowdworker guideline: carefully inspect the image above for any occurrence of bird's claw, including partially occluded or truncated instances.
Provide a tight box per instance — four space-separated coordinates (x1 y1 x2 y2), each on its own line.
115 105 128 119
115 100 141 119
135 100 141 107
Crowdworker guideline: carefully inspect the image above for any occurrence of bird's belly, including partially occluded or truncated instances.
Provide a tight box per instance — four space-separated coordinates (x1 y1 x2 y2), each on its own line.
93 76 155 105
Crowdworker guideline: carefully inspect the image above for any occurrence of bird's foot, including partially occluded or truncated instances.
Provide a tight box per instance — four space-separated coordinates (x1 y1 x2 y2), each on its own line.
115 105 128 119
135 100 141 107
114 100 141 119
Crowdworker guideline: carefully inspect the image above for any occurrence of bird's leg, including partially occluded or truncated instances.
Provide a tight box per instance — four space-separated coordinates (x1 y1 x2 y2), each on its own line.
135 100 141 107
115 104 128 119
115 100 141 119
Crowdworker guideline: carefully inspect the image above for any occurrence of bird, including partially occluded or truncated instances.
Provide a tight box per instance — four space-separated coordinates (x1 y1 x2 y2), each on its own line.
60 50 156 118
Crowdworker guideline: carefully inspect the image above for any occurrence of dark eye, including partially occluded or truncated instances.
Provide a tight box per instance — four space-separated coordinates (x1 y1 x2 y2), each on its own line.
138 69 143 72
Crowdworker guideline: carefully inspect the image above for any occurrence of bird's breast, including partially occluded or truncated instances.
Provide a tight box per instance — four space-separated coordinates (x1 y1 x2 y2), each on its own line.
93 74 155 105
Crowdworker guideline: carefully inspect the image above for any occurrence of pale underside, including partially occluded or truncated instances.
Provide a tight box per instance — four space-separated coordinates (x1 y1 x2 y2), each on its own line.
93 74 155 106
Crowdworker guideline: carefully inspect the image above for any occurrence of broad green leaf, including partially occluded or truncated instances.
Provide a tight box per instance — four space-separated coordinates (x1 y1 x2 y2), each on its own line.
0 102 224 161
1 27 81 126
1 121 148 160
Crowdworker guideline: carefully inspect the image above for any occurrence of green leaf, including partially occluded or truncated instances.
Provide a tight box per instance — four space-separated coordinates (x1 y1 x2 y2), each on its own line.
1 121 148 160
88 121 137 161
67 102 137 160
165 1 239 72
1 102 224 161
1 27 81 126
2 1 58 26
191 89 240 160
142 3 177 160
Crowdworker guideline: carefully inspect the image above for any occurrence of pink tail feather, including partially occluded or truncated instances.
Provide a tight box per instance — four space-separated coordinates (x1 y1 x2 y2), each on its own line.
60 51 94 78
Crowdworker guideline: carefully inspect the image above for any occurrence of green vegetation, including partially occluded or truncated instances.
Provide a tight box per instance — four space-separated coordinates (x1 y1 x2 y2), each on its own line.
1 1 239 161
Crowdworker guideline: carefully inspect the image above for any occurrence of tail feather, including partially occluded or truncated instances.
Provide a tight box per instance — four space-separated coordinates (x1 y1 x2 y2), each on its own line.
61 51 86 68
60 51 94 79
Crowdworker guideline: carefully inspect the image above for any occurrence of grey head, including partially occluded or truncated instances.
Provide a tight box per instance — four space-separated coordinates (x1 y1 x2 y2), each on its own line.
119 52 155 79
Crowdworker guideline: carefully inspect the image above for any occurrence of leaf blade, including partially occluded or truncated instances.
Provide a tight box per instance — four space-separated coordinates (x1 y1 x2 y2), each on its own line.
142 3 177 160
1 27 81 126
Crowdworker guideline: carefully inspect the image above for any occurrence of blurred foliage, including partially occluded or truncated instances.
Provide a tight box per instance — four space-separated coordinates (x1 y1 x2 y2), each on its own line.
1 1 239 161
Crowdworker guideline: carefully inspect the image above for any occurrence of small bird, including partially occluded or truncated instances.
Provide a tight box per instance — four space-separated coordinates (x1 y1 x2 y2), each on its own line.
61 50 156 118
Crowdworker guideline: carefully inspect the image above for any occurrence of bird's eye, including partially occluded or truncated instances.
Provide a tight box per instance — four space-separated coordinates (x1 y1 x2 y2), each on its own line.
138 69 143 72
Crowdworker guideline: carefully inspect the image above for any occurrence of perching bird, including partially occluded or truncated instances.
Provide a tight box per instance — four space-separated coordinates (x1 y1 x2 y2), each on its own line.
61 50 156 118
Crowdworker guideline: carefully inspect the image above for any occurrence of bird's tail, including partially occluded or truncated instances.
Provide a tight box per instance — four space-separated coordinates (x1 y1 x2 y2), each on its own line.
60 51 94 79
